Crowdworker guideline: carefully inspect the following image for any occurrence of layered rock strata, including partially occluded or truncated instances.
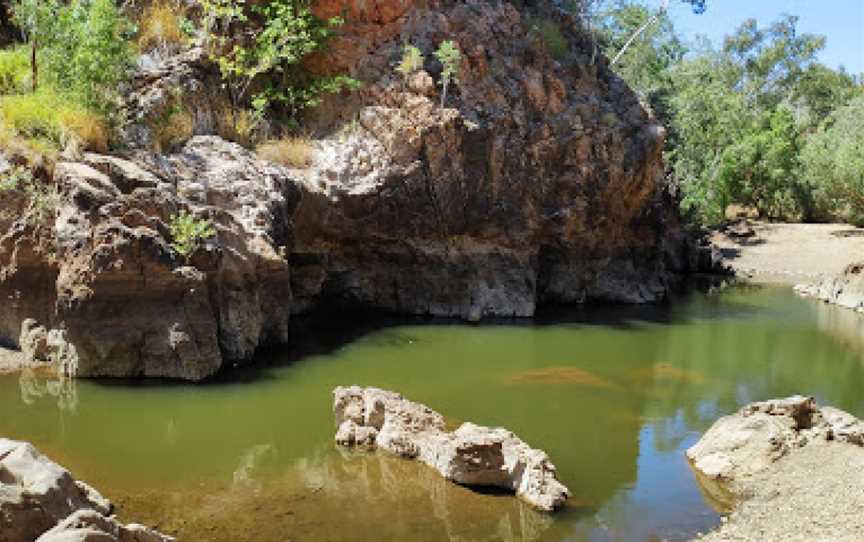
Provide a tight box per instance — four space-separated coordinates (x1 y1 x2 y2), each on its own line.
332 385 570 511
0 438 173 541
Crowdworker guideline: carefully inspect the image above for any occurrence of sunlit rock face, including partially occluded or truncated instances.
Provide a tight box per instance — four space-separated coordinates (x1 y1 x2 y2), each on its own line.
0 0 705 380
333 385 570 511
289 0 688 319
0 138 298 380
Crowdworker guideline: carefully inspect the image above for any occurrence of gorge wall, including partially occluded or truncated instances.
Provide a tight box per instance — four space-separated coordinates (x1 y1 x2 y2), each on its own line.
0 0 707 380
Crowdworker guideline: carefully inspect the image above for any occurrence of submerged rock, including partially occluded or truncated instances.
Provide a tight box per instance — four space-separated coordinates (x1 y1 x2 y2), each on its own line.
687 397 864 541
0 438 173 542
332 386 570 511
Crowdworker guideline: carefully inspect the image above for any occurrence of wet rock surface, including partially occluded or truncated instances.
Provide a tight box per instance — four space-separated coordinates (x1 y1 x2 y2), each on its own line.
687 396 864 541
0 438 173 542
333 385 570 511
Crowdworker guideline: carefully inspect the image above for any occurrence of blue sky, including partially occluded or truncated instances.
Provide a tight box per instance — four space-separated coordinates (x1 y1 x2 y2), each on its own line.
649 0 864 75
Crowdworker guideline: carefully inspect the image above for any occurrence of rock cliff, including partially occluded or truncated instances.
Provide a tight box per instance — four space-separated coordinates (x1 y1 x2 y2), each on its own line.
0 0 705 379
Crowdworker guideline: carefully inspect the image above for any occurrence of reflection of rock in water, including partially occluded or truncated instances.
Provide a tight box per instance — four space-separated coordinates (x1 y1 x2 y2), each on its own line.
811 300 864 354
18 368 78 412
298 450 554 542
232 444 277 490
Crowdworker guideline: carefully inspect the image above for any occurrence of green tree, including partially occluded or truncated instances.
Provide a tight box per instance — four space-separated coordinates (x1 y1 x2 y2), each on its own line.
800 96 864 225
201 0 358 124
395 44 424 82
434 40 460 107
9 0 59 91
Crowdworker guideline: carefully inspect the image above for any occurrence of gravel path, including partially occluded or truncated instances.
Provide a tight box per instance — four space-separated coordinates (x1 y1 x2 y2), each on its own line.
711 222 864 284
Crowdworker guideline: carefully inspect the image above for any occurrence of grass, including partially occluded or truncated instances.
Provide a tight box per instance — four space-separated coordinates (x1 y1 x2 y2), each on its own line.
256 137 314 168
0 89 109 153
138 1 185 52
0 46 31 94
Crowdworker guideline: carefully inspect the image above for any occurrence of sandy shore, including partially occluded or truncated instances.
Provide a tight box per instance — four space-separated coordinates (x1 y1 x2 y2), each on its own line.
711 222 864 285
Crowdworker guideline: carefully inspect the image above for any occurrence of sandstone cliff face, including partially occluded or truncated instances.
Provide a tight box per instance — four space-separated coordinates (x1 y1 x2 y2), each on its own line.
0 0 699 379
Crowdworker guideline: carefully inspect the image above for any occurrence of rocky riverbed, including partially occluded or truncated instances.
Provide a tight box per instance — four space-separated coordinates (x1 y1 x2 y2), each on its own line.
687 396 864 541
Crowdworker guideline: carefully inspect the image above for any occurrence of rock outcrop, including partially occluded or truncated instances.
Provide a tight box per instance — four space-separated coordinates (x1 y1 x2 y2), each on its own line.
0 137 298 380
0 0 713 380
687 397 864 541
0 438 173 541
795 262 864 313
332 385 570 511
290 0 689 319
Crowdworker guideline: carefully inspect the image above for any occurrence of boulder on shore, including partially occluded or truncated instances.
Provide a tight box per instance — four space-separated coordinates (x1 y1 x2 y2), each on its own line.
795 262 864 313
332 386 569 512
687 396 864 541
0 438 173 542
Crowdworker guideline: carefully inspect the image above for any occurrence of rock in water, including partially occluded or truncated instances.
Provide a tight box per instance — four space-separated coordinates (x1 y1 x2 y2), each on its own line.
332 386 570 511
0 438 173 542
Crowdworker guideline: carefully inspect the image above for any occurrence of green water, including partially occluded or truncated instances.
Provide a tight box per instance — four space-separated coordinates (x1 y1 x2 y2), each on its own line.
2 285 864 541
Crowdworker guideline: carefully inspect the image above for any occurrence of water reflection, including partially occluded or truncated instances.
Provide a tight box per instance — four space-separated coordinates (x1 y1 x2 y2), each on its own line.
1 287 864 541
18 368 78 412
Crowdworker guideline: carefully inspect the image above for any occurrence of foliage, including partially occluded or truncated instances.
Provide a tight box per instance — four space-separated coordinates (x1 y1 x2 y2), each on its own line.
169 211 216 258
201 0 359 125
0 46 31 94
256 137 314 168
533 20 568 61
800 96 864 225
0 89 108 152
434 40 461 107
148 92 194 152
395 44 424 81
593 5 859 225
715 106 803 219
42 0 135 113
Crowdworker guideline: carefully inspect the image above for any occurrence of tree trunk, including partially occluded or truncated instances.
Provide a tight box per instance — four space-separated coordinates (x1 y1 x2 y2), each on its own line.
31 37 38 92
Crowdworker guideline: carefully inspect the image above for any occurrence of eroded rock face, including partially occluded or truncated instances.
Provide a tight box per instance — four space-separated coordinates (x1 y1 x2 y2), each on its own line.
0 438 173 542
332 386 570 511
796 262 864 313
2 0 709 379
0 137 298 380
288 0 688 319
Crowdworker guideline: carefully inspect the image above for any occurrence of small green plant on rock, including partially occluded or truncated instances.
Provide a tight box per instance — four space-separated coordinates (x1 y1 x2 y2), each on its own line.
170 211 216 258
0 165 33 191
434 40 461 107
395 44 424 82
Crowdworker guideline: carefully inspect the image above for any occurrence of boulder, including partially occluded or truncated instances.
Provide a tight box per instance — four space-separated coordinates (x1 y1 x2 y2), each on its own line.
36 509 172 542
0 438 172 542
333 386 569 511
687 397 864 541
